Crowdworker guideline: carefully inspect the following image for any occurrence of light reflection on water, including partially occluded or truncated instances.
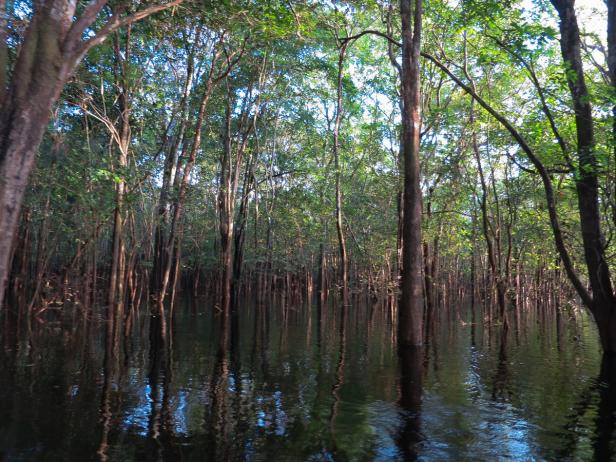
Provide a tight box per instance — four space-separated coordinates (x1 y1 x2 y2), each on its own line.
0 296 611 461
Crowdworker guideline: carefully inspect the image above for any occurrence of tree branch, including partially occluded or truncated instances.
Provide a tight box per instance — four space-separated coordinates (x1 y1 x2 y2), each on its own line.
67 0 183 65
64 0 110 49
339 29 401 47
486 34 573 169
421 50 592 307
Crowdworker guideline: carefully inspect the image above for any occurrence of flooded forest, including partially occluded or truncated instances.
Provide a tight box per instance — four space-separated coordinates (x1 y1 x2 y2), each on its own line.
1 0 616 460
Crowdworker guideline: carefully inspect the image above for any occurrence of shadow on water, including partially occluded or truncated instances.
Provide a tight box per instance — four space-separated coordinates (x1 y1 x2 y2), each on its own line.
551 353 616 462
0 296 613 461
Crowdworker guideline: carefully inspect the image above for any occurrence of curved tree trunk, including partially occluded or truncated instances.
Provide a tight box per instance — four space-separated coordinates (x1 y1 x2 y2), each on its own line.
550 0 616 353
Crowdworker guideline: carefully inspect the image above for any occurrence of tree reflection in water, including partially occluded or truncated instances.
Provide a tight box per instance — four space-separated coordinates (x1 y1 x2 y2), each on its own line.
0 299 613 461
396 345 423 461
593 354 616 461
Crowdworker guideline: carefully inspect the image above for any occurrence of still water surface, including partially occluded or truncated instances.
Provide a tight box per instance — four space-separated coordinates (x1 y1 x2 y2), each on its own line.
0 297 613 461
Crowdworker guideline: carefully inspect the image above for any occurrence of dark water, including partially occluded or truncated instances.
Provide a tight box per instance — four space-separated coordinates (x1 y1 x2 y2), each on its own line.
0 297 614 461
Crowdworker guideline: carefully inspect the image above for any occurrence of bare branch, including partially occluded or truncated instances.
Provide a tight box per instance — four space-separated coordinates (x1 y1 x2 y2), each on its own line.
339 29 401 47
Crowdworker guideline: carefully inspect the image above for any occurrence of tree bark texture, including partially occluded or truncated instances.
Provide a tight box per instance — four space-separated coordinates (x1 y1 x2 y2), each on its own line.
398 0 424 347
550 0 616 353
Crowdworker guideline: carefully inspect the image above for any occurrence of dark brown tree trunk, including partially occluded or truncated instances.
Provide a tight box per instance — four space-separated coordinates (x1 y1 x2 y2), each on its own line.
232 153 256 291
0 0 6 109
396 345 423 458
317 242 327 310
422 190 435 332
398 0 424 347
10 208 31 302
551 0 616 353
0 14 65 304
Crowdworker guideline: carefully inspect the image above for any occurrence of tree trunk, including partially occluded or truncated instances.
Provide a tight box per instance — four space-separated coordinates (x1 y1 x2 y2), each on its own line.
0 8 66 304
334 45 349 300
398 0 424 347
470 104 507 329
219 95 234 315
152 35 196 297
551 0 616 353
608 0 616 226
218 66 262 314
232 154 256 292
158 60 218 314
107 28 132 313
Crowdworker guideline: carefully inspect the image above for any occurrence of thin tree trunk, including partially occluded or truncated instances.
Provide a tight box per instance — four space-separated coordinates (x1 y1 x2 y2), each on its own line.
108 28 132 316
158 32 241 314
219 94 234 315
158 60 219 319
334 44 349 300
218 61 263 314
232 154 256 291
608 0 616 226
152 34 196 297
470 103 507 328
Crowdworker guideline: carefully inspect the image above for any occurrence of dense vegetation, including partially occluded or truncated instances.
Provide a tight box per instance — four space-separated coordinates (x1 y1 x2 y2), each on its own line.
0 0 615 354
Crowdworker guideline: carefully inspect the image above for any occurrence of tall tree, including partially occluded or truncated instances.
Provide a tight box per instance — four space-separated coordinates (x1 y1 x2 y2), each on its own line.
398 0 424 348
549 0 616 353
333 42 349 301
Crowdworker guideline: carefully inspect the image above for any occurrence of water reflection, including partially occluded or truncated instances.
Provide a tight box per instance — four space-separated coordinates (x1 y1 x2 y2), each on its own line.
396 346 423 461
0 298 612 461
593 355 616 461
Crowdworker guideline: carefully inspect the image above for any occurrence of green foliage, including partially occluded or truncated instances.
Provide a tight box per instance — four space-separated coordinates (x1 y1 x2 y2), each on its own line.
18 0 615 290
